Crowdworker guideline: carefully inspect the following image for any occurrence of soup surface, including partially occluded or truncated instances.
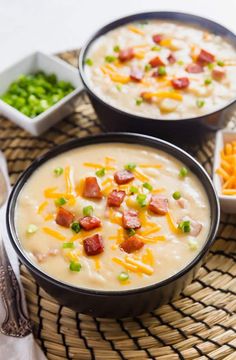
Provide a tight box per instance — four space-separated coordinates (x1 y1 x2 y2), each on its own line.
85 20 236 119
16 143 210 290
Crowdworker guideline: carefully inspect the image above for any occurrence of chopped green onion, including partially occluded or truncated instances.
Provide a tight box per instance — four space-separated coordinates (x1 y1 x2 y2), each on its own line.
0 71 75 119
118 271 129 282
204 78 212 85
127 229 136 237
54 167 63 176
145 64 151 72
178 220 191 233
105 55 116 63
96 168 106 177
55 197 67 207
172 191 181 200
27 224 38 234
177 60 184 66
113 45 120 53
130 186 138 194
208 63 215 70
83 205 93 216
63 242 75 249
136 193 147 207
179 167 188 178
143 182 153 191
217 60 225 67
151 46 161 51
116 84 122 91
188 238 198 250
125 163 136 171
196 99 205 108
136 97 143 106
71 222 81 233
85 58 93 66
69 261 81 272
158 66 167 76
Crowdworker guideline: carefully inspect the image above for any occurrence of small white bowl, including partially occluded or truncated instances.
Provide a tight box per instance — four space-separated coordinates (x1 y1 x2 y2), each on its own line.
213 130 236 213
0 51 83 136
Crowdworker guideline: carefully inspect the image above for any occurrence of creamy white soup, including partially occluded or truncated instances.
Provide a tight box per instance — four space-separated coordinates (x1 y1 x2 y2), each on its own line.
16 143 210 290
84 20 236 119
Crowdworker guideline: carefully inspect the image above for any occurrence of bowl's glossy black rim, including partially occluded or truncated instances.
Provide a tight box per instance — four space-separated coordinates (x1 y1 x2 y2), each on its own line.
79 11 236 122
6 133 220 296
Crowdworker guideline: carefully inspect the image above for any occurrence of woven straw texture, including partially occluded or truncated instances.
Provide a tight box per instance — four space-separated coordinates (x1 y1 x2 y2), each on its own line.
0 50 236 360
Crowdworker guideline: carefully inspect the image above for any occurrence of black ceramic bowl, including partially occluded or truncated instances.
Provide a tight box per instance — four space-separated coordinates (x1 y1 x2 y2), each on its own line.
79 12 236 144
6 133 220 318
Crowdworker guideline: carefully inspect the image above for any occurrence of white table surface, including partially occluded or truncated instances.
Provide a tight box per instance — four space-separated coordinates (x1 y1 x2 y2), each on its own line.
1 0 236 72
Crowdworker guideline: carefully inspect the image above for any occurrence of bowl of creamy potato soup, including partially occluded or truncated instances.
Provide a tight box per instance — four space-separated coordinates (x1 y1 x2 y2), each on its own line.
79 12 236 142
7 133 220 317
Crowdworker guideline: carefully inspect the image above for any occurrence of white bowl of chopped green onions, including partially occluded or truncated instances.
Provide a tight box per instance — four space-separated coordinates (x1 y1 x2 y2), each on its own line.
0 52 83 135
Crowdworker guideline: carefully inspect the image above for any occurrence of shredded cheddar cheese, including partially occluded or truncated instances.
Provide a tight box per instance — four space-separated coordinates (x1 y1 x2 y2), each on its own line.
112 257 138 272
43 227 66 241
83 162 115 171
44 187 75 200
65 166 73 194
102 184 115 196
75 178 85 197
166 212 181 234
127 25 145 35
141 226 161 236
142 91 183 101
136 234 166 243
125 256 154 275
152 188 166 194
100 65 130 84
222 189 236 195
216 140 236 195
109 209 122 226
93 257 101 271
142 248 154 267
44 213 54 221
139 164 162 169
135 51 145 59
37 201 48 214
133 169 149 182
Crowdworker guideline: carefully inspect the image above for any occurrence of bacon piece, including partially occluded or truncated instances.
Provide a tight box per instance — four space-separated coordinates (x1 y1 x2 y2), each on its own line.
122 210 141 229
120 236 144 253
171 77 190 90
83 234 104 256
79 216 101 230
83 177 102 199
107 190 126 207
185 63 203 73
130 67 144 81
167 53 176 64
148 195 168 215
118 47 135 62
212 68 225 81
149 56 165 68
114 170 134 185
152 34 163 44
197 49 215 65
56 207 74 228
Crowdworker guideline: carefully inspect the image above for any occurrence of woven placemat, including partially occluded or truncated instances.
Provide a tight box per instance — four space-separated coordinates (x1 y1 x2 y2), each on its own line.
0 50 236 360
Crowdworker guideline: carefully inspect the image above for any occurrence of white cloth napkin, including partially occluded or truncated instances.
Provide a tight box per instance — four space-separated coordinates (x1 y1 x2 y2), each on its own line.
0 152 47 360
